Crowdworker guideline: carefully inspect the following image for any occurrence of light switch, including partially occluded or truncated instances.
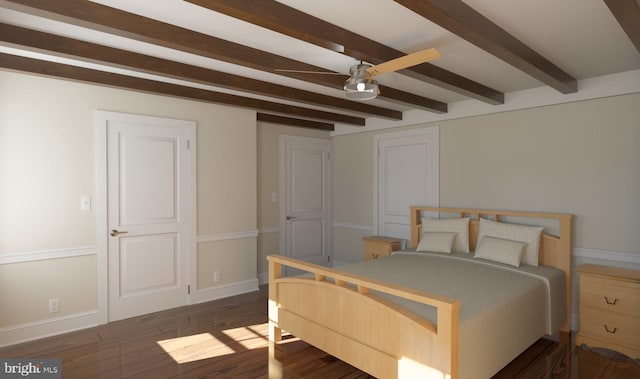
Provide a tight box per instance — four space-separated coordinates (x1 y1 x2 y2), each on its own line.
80 196 91 211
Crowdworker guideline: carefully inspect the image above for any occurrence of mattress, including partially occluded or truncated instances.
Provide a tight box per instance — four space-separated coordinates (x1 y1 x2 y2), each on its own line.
335 250 567 379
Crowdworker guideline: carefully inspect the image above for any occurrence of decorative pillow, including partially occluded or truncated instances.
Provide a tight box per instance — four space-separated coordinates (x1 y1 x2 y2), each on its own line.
474 236 526 267
477 218 543 266
416 232 457 253
421 217 470 253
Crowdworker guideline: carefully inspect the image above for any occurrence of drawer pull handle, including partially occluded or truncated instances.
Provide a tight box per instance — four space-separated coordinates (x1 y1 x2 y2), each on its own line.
372 253 379 259
604 296 618 305
603 324 617 334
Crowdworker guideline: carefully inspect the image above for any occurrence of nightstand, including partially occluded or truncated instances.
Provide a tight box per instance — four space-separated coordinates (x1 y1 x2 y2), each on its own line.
362 236 402 261
576 264 640 359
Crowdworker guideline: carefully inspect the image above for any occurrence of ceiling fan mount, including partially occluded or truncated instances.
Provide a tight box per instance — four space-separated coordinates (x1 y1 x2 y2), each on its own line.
275 48 441 101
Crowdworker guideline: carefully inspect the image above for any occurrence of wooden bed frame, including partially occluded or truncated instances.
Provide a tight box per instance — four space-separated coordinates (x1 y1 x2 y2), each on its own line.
268 207 573 379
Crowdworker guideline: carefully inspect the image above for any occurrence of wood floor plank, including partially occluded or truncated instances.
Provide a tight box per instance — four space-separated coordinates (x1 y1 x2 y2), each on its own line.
1 285 638 378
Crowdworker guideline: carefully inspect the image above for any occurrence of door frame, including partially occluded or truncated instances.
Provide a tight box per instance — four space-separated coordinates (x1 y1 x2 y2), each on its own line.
373 127 440 237
95 110 197 324
279 135 333 266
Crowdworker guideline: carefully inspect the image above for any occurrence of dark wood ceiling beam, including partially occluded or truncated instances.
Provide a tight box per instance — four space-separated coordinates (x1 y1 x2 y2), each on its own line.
2 0 446 114
394 0 578 94
257 113 334 131
604 0 640 53
0 23 401 121
0 53 365 126
185 0 503 105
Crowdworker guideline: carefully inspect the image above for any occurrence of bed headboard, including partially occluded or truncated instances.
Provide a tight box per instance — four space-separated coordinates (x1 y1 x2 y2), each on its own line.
409 206 574 332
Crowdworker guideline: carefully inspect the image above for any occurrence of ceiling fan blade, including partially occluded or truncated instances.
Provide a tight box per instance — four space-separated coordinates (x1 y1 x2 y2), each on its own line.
274 69 345 75
366 48 441 76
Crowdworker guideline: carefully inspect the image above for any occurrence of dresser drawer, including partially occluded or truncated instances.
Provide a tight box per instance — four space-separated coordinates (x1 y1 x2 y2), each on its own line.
580 276 640 315
580 307 640 347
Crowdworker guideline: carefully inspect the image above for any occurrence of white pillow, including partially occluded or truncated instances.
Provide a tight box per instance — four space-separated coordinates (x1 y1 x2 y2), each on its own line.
477 218 543 266
474 236 526 267
417 232 457 253
421 217 470 253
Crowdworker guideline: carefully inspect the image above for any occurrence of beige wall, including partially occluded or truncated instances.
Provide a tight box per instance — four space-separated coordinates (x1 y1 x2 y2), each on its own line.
198 115 256 234
0 256 97 327
332 93 640 262
1 67 637 338
439 94 639 253
333 133 374 224
256 122 330 277
0 74 96 253
0 70 257 329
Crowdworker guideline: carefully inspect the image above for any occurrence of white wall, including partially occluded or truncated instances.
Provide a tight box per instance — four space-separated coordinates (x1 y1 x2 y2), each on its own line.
0 70 257 344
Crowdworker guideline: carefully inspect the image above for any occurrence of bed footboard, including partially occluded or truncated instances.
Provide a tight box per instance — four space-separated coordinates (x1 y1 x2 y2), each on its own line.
267 255 460 379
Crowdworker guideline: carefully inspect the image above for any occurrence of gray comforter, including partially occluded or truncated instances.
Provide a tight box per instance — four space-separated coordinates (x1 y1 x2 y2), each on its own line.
335 251 566 379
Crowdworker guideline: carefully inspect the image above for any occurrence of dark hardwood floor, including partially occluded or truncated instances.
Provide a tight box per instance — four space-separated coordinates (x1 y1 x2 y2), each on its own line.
1 286 638 378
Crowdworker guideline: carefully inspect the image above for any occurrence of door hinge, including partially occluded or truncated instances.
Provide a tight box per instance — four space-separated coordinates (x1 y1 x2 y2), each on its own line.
328 255 332 263
187 139 191 149
188 284 191 295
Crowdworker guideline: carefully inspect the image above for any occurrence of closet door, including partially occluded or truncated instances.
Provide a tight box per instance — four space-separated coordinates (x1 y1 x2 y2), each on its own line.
280 136 332 268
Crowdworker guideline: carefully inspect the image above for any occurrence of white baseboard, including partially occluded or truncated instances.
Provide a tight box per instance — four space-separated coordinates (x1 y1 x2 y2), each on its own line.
0 311 100 348
258 272 269 285
195 278 259 304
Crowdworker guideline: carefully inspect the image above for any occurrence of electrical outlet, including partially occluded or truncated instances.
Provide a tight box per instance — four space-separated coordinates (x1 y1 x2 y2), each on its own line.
48 298 59 313
213 270 221 282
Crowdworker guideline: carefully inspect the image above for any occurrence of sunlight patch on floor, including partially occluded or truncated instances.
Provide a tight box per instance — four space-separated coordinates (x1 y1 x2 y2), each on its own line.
399 355 450 379
222 323 269 350
157 323 271 364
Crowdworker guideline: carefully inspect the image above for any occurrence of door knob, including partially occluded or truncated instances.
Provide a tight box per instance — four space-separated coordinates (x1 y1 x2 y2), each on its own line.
110 229 129 237
286 216 297 220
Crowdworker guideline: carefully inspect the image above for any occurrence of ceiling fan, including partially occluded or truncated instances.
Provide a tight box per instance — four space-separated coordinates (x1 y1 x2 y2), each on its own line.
276 48 441 101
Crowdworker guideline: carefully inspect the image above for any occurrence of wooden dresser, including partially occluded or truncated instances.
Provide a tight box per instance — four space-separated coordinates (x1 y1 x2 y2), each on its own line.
362 236 402 261
576 264 640 359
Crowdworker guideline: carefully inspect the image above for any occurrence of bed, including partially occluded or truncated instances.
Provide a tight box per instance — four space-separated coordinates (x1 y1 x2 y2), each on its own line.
267 207 573 378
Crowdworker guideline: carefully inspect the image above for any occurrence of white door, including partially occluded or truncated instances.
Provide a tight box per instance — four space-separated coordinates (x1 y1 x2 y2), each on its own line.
280 136 332 268
99 111 195 321
375 128 439 241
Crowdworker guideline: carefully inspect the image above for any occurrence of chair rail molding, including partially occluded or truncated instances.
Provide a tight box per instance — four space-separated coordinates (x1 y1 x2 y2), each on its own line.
573 247 640 264
197 230 259 243
332 222 375 232
0 245 98 265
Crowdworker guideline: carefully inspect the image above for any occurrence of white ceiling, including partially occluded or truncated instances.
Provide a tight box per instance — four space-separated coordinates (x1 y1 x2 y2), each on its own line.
1 0 638 126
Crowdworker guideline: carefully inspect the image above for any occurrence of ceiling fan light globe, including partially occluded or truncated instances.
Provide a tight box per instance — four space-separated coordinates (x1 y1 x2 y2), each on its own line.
345 84 378 100
344 65 378 100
